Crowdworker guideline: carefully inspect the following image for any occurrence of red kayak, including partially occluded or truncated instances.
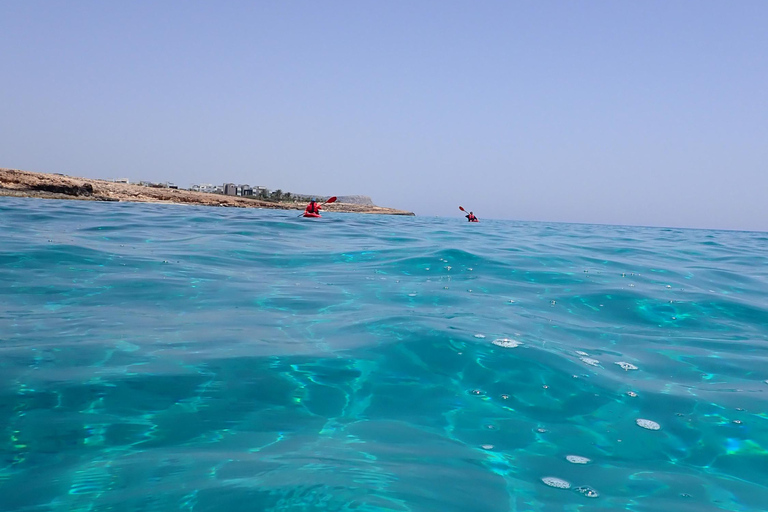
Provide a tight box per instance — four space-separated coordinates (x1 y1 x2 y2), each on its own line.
469 219 479 223
303 212 322 218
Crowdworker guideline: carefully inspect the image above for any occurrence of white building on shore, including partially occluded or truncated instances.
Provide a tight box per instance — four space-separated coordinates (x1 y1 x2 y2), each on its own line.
192 182 267 196
191 184 223 194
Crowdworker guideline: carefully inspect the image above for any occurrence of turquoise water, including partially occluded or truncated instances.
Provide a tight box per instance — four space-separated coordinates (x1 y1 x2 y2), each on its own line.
1 197 767 512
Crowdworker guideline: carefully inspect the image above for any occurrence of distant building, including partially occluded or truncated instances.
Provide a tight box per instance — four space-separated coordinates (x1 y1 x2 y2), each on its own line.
218 183 268 196
222 183 259 196
194 185 223 194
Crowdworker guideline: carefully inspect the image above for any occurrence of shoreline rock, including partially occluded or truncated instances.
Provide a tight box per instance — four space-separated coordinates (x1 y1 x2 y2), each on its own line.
0 168 415 216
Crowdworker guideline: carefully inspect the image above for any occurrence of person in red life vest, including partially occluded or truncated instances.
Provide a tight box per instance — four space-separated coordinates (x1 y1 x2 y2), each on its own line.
305 198 322 216
465 211 478 222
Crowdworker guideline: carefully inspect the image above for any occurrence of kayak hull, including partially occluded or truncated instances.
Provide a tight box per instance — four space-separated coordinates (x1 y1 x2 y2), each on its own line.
303 213 322 218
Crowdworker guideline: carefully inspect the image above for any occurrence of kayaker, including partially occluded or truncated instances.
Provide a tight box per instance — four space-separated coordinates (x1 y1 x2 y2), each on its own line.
305 198 322 216
465 211 478 222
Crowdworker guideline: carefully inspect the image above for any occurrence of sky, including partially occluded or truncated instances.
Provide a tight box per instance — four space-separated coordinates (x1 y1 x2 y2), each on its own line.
1 1 766 230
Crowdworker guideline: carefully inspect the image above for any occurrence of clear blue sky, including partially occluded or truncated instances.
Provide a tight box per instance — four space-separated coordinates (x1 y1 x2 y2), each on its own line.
2 1 766 230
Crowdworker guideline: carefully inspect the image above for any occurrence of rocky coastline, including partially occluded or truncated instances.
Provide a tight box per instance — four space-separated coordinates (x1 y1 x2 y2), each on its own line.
0 168 415 216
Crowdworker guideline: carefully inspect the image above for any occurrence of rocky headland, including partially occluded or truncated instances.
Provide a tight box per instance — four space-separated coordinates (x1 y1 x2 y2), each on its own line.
0 168 414 216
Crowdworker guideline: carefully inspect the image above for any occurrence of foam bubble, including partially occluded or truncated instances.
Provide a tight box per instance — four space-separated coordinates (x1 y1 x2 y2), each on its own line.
566 455 591 464
474 334 486 339
615 361 638 371
492 338 522 348
542 477 571 489
627 391 638 397
636 418 661 430
575 351 589 356
575 486 599 498
580 357 600 367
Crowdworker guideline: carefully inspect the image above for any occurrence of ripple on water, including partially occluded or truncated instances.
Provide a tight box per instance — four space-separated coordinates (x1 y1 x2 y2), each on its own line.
492 338 522 348
580 357 600 366
615 361 638 371
636 418 661 430
566 455 591 464
575 486 599 498
542 477 571 489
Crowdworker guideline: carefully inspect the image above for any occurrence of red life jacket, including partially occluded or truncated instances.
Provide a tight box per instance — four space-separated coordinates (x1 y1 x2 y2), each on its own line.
306 202 319 214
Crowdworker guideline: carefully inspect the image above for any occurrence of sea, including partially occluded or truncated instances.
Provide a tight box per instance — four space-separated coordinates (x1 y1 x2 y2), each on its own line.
1 197 767 512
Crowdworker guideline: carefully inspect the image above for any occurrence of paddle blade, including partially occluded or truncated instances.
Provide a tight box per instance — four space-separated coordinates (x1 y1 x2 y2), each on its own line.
325 196 338 204
459 206 466 212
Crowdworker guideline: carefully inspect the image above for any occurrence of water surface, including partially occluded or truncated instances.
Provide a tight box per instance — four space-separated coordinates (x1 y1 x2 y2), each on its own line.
1 197 767 511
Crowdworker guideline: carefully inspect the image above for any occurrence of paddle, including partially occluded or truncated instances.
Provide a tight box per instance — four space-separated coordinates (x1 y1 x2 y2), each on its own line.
298 196 337 217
